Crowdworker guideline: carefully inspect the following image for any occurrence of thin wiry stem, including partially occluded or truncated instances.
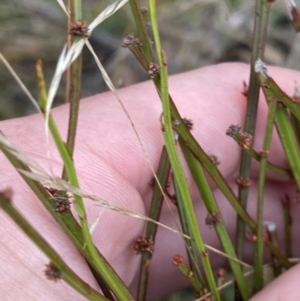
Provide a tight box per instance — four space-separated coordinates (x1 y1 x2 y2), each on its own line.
0 191 107 301
126 37 291 270
180 139 250 300
236 0 271 269
62 0 83 180
129 0 154 62
148 1 220 298
282 195 292 259
254 92 277 292
137 147 171 301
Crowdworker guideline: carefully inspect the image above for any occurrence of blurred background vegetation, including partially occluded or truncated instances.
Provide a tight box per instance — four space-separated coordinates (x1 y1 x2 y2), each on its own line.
1 0 300 120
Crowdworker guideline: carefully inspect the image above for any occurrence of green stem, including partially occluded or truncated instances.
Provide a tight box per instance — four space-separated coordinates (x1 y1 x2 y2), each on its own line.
48 115 134 300
148 1 220 299
0 139 131 299
254 94 277 292
21 58 135 299
127 38 255 237
36 59 110 296
282 195 292 258
126 45 291 270
236 0 271 266
137 147 171 301
129 0 154 62
65 0 73 105
127 0 290 271
260 78 300 122
174 257 202 292
173 175 204 291
257 63 300 193
63 0 83 180
36 56 133 298
73 0 82 20
266 223 282 277
0 191 107 301
0 144 82 245
180 139 250 300
230 134 292 178
65 54 82 159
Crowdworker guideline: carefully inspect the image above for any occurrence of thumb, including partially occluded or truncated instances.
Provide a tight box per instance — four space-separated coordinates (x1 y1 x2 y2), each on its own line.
250 263 300 301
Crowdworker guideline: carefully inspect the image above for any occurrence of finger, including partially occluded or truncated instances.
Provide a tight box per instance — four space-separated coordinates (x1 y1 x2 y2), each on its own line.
250 263 300 301
2 63 298 204
0 62 300 300
74 62 300 191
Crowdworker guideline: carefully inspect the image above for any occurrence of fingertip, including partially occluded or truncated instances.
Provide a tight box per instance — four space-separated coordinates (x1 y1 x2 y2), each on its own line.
250 263 300 301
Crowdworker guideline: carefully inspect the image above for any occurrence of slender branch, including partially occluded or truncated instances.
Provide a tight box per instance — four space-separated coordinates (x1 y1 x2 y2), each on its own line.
0 191 107 301
137 147 171 300
254 93 277 292
236 0 271 267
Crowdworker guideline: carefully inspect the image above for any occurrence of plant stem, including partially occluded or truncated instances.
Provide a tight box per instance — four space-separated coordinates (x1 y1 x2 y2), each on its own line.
180 140 250 300
236 0 271 267
73 0 82 20
63 0 83 180
174 257 202 292
129 0 154 62
254 92 277 292
259 77 300 122
173 175 204 291
137 147 171 301
148 1 220 299
48 114 135 300
36 60 134 299
65 53 82 155
65 0 73 104
127 39 256 238
127 45 291 270
230 134 292 178
257 62 300 193
266 223 282 277
0 191 107 301
282 195 292 258
0 136 131 299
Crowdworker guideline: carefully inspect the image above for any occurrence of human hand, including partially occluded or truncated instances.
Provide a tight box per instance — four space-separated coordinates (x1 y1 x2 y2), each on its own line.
0 63 299 300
